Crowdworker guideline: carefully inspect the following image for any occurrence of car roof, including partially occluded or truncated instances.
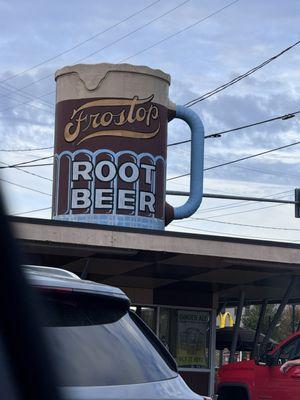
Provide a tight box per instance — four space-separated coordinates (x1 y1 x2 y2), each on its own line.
24 265 130 303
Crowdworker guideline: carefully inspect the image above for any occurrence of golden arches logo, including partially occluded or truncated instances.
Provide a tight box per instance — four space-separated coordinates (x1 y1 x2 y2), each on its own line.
218 311 234 328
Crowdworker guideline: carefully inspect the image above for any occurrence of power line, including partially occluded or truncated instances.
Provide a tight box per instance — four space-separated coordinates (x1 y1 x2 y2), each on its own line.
1 162 54 169
167 190 296 204
2 107 299 153
187 216 300 232
171 223 299 242
0 0 191 107
184 39 300 107
168 110 300 147
0 146 52 152
11 206 51 216
0 155 54 169
3 136 300 193
202 202 285 219
0 83 54 113
205 140 300 171
0 161 52 182
0 0 160 84
119 0 240 63
194 190 293 214
0 82 53 108
0 97 54 115
78 0 192 62
0 177 51 197
167 140 300 181
3 138 300 182
205 155 300 179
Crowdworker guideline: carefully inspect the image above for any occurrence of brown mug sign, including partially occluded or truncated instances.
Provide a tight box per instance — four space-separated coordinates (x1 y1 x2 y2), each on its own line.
53 63 204 230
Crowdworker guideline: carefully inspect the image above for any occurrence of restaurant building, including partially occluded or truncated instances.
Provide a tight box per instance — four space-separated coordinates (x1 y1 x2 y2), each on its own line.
12 216 300 396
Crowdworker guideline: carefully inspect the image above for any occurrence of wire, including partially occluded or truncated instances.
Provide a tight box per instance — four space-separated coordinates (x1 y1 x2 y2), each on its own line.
205 155 300 179
0 81 54 114
2 107 299 153
3 138 300 184
11 206 51 216
184 39 300 108
206 141 300 171
0 155 54 170
187 216 300 232
170 223 299 242
201 202 285 218
167 140 300 181
119 0 240 63
1 163 54 169
0 82 53 107
0 146 53 152
0 1 160 84
0 177 51 197
0 161 52 182
194 190 294 214
0 97 54 115
168 110 300 147
0 83 54 114
0 0 191 107
78 0 192 62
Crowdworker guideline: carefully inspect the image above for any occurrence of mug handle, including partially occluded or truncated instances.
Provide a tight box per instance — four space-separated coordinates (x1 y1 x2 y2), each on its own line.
171 105 205 220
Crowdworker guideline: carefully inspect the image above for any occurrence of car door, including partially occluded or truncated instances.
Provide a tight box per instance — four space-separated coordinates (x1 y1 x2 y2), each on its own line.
267 336 300 400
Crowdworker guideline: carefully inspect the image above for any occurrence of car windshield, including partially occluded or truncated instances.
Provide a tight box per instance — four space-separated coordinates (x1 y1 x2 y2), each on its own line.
39 289 177 386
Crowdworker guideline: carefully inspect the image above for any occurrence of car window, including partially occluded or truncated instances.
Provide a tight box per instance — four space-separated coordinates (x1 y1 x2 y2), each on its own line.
278 338 300 364
39 290 177 386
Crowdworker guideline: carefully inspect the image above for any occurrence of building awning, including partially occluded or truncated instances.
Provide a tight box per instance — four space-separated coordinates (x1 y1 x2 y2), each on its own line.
11 216 300 305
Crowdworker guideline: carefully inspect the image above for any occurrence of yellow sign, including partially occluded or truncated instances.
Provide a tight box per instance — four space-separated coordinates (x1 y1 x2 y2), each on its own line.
218 311 234 328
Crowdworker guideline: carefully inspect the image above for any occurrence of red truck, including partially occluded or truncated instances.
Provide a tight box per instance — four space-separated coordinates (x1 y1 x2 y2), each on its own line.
216 331 300 400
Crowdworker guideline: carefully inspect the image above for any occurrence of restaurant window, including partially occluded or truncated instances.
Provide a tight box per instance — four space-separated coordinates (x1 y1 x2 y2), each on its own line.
132 306 157 333
159 308 210 369
131 305 211 370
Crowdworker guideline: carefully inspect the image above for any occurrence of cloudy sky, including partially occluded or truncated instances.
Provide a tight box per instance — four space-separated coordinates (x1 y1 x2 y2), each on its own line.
1 0 300 242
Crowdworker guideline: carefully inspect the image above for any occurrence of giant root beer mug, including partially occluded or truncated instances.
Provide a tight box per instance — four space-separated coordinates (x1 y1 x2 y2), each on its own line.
53 63 204 230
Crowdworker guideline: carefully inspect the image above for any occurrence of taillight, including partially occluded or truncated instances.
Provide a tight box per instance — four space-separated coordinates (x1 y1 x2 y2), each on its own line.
36 286 73 293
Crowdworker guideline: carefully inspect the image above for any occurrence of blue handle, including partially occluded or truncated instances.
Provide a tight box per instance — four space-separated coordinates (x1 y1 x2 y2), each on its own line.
172 105 204 220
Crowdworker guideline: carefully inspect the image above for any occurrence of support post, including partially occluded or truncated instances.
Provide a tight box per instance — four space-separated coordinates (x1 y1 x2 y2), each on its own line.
260 276 297 355
251 299 268 359
292 304 296 334
208 292 218 397
229 291 245 363
295 188 300 218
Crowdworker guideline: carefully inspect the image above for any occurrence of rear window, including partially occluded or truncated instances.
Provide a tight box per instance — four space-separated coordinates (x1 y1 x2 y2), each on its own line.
39 290 177 386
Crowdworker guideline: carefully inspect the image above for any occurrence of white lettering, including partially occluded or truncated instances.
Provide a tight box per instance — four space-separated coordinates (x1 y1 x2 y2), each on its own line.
118 189 135 210
141 163 155 184
72 161 92 181
71 189 91 209
118 162 139 183
140 192 155 213
95 189 113 209
95 160 117 182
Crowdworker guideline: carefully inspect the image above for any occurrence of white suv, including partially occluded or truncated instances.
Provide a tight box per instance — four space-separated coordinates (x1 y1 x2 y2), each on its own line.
25 266 207 400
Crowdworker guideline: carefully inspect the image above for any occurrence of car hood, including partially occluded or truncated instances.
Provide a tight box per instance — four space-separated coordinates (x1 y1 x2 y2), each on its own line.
60 375 204 400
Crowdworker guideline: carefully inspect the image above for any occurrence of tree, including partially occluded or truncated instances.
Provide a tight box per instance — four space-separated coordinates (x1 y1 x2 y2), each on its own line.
242 304 300 343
